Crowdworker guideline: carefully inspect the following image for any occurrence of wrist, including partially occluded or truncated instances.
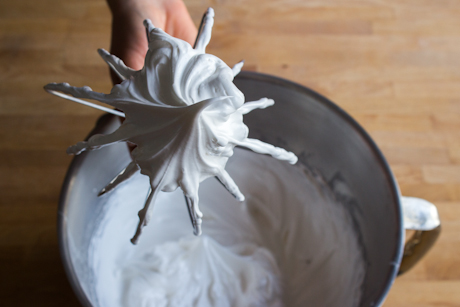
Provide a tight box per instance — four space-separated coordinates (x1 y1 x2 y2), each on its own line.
107 0 170 20
107 0 134 16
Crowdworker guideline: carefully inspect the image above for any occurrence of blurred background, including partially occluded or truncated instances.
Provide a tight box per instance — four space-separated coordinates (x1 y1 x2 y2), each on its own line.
1 0 459 306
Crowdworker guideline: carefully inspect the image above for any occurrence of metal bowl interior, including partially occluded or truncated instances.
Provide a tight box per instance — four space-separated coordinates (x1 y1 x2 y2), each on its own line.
58 71 403 307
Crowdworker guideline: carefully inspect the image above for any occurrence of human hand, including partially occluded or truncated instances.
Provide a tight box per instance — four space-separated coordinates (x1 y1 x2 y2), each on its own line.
107 0 198 83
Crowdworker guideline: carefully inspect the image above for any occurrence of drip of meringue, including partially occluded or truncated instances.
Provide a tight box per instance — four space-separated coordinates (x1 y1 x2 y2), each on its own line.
45 8 297 244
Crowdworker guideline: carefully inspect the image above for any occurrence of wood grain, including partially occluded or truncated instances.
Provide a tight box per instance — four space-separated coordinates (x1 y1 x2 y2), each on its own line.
1 0 459 306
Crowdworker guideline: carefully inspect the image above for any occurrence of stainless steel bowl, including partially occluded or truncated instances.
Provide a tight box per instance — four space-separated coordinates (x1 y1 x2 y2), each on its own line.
58 71 404 307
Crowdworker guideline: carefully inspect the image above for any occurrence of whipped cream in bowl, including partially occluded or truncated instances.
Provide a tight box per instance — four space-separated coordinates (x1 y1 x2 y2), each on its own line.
88 147 365 307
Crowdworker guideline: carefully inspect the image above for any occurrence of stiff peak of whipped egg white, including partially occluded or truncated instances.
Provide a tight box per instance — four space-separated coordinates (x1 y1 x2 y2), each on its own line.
44 8 297 244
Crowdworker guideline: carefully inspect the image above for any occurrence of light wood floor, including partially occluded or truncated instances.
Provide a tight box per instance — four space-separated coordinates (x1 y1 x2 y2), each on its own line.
1 0 459 306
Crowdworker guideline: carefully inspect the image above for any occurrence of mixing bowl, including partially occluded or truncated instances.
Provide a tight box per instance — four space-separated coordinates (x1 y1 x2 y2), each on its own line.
58 71 439 307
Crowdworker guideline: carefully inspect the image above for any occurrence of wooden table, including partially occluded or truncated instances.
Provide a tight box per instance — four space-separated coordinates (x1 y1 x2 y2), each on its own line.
1 0 459 306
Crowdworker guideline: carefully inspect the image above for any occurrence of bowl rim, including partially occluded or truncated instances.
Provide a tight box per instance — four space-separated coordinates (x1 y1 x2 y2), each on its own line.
57 71 403 307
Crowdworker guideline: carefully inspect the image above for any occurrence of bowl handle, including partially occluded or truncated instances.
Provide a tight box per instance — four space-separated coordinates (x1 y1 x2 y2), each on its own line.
398 196 441 275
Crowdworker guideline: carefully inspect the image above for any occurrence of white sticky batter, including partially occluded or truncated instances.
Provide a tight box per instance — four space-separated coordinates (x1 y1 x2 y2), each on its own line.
89 149 365 307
